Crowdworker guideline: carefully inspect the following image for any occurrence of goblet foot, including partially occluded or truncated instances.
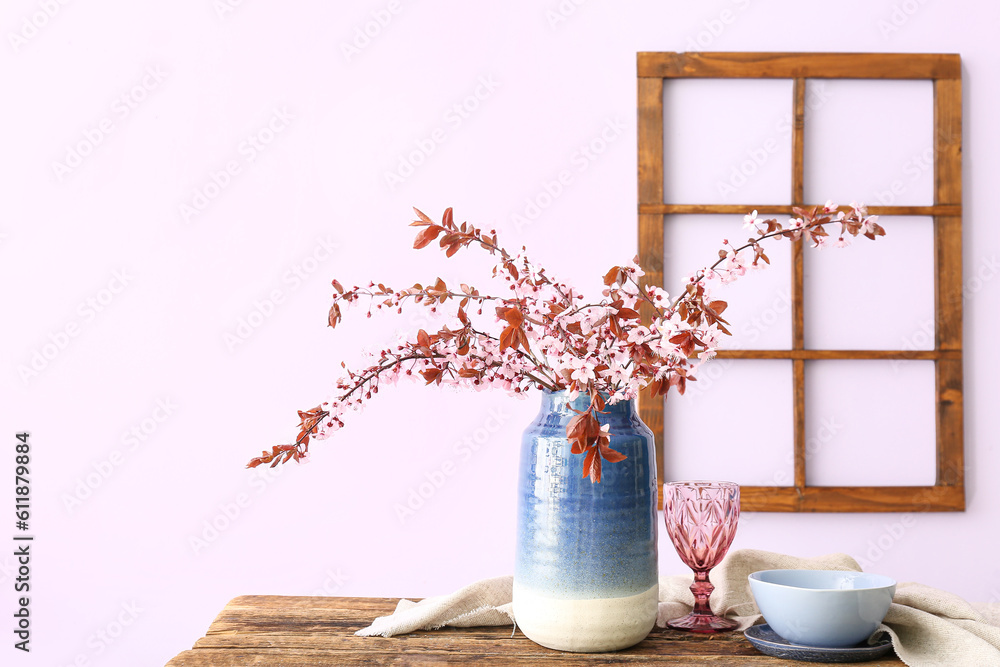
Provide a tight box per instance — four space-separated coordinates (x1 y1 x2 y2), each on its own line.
666 612 739 634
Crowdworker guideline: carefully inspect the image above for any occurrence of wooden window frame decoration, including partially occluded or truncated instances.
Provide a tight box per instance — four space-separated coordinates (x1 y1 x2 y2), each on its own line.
637 52 963 512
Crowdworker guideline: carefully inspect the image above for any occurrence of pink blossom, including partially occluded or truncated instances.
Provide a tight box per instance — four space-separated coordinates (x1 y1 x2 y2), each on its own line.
251 203 888 472
626 325 651 345
725 251 747 277
570 358 596 384
625 259 645 279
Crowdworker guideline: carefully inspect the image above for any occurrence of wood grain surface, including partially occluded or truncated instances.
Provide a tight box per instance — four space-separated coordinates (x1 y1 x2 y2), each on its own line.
637 52 960 80
165 595 904 666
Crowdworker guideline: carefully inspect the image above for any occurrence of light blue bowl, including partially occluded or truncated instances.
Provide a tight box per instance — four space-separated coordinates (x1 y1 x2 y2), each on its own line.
748 570 896 648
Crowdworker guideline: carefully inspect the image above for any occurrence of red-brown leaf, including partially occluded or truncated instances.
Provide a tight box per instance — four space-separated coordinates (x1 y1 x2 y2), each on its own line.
599 440 627 463
582 447 597 479
504 307 524 327
246 450 272 468
414 226 442 249
417 329 431 348
411 207 434 225
609 316 623 339
567 414 588 441
669 331 695 357
512 328 525 351
499 325 516 352
584 448 602 483
328 303 342 328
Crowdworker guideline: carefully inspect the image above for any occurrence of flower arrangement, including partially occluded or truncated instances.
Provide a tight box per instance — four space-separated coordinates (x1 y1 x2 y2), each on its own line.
248 203 884 482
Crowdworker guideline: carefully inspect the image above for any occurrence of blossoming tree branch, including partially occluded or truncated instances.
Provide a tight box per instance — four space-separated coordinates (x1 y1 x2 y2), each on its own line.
248 203 884 482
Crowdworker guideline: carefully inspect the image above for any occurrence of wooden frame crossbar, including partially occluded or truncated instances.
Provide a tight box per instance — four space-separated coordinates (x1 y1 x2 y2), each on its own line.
637 52 964 512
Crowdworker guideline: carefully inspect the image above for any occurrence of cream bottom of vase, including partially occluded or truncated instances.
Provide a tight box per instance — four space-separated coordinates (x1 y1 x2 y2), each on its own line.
512 582 658 652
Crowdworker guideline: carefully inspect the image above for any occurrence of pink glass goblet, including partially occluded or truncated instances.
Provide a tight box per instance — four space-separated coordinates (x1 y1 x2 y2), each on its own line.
663 480 740 633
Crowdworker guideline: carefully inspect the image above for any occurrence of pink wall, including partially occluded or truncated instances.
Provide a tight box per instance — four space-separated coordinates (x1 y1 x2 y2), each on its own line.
3 1 998 664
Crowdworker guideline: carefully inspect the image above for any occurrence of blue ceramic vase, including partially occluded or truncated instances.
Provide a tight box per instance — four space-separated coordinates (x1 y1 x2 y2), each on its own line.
513 390 659 652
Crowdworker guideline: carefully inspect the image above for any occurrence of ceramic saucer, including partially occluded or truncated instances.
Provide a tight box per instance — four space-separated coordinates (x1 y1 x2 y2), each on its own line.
744 624 895 663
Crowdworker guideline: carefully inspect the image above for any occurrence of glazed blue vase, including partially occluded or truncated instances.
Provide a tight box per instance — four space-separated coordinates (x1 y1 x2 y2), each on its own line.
513 390 659 652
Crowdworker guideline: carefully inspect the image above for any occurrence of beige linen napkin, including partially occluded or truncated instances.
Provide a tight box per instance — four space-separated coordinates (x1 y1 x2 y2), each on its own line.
355 549 1000 666
355 576 515 637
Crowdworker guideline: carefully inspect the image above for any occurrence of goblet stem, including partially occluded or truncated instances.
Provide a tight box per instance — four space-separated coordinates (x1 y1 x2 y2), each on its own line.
690 570 715 617
666 568 737 633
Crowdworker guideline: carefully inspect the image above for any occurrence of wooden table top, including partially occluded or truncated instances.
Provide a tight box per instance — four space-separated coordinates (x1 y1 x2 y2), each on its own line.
165 595 904 666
